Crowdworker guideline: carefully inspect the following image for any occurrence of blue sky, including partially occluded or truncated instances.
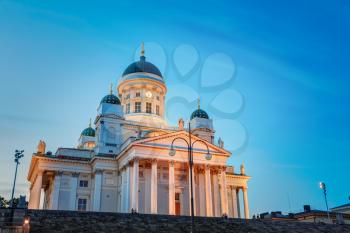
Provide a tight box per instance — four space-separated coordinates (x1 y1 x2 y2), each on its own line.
1 0 350 215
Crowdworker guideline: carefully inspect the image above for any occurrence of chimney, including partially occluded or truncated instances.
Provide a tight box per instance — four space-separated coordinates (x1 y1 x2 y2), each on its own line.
303 205 311 212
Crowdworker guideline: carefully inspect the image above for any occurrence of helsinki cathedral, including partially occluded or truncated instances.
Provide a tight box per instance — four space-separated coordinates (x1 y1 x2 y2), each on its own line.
27 45 251 219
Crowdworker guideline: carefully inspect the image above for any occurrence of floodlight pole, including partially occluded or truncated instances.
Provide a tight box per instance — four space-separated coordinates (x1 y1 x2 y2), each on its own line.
10 150 24 208
319 182 331 223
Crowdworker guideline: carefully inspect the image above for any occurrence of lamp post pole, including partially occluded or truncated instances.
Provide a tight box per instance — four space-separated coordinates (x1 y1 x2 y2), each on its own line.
188 122 195 231
169 122 212 233
10 150 24 208
319 182 330 222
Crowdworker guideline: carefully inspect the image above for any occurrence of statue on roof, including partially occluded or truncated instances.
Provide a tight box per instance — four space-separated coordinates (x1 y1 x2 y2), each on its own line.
178 118 184 130
218 137 224 148
37 140 46 154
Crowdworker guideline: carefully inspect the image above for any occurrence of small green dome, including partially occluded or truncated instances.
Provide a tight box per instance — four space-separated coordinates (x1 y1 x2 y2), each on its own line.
100 94 121 105
190 109 209 120
81 127 95 137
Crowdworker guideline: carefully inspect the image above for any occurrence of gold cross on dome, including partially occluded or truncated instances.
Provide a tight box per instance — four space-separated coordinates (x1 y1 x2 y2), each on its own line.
109 83 113 95
140 42 145 56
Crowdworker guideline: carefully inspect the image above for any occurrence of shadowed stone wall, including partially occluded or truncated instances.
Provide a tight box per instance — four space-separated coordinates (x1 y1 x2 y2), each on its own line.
24 210 350 233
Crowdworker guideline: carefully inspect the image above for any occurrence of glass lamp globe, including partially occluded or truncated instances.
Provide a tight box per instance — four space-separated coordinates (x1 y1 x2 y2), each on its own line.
205 153 212 160
169 148 176 157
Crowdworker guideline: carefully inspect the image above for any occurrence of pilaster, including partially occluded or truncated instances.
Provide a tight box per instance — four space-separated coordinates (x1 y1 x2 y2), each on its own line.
69 172 79 211
50 171 63 210
92 169 103 211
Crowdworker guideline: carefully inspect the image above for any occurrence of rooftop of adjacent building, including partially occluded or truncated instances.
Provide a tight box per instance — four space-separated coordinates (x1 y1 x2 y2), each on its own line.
331 202 350 212
258 204 350 224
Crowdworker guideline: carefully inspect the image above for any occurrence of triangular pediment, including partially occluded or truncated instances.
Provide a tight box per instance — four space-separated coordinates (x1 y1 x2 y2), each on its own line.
133 130 231 157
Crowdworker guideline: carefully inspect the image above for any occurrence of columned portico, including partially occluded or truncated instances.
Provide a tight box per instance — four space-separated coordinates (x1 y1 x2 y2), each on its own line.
28 170 43 209
150 159 157 214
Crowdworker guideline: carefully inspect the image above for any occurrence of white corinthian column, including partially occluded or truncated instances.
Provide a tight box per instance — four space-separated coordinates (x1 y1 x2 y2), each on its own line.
219 167 228 215
131 158 139 212
150 159 158 214
243 187 250 219
168 160 175 215
28 170 43 209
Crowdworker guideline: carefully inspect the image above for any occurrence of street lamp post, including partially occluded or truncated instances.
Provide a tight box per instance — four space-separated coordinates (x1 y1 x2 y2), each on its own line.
319 182 330 222
169 122 212 233
10 150 24 208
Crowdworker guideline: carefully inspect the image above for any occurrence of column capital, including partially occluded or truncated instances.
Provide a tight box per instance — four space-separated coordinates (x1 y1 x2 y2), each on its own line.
197 167 205 174
211 168 219 175
168 160 175 166
151 158 158 164
242 186 248 191
55 171 64 176
95 169 103 175
37 169 44 175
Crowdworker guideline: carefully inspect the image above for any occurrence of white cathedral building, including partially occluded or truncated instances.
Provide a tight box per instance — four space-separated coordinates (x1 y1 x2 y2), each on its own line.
27 45 251 219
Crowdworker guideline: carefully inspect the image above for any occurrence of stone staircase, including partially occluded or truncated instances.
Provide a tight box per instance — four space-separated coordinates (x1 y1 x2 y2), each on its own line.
27 210 350 233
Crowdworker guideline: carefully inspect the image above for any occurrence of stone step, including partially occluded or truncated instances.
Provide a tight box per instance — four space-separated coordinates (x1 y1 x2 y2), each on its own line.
26 210 350 233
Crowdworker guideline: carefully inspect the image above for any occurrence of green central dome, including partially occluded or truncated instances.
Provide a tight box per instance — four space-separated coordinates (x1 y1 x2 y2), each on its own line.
100 94 121 105
122 56 163 78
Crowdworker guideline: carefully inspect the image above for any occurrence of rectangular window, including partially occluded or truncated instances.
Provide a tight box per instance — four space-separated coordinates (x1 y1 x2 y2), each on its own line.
126 94 130 99
156 105 160 115
135 102 141 113
156 96 160 101
79 180 88 188
126 103 130 114
146 102 152 114
136 92 141 97
78 198 87 211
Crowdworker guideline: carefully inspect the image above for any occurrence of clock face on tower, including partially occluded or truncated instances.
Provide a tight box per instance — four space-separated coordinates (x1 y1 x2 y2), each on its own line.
145 91 152 98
